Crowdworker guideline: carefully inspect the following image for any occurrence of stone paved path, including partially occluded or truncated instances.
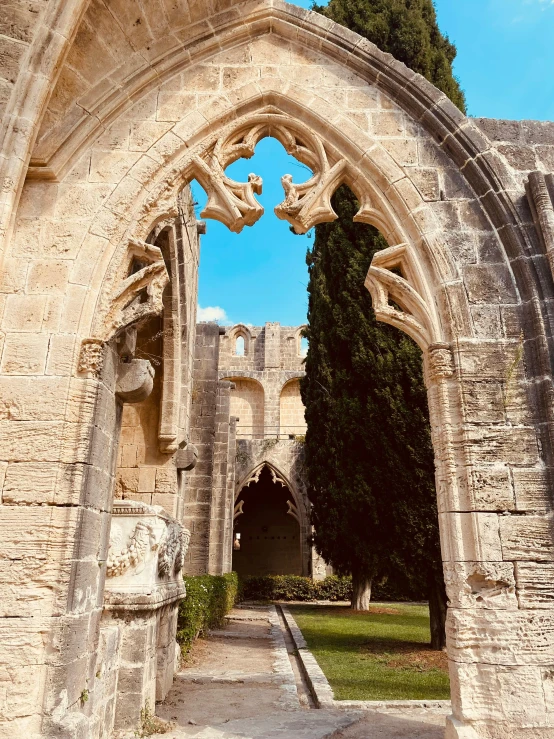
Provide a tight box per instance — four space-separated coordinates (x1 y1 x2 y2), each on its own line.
143 605 447 739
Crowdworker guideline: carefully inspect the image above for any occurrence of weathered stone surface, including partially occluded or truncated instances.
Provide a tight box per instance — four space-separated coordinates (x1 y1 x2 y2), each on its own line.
449 660 547 722
499 515 554 561
444 561 517 610
512 467 552 511
515 563 554 608
468 467 515 511
447 608 554 665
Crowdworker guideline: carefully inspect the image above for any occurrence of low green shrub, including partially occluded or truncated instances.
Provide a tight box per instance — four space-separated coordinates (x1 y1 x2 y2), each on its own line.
177 572 238 656
239 574 426 603
240 574 349 602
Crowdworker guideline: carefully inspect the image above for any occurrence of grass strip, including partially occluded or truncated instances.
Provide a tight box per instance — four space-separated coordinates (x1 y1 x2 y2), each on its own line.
288 602 450 701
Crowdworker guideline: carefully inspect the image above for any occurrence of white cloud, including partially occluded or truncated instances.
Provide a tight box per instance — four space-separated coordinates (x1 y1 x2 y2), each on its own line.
197 305 229 323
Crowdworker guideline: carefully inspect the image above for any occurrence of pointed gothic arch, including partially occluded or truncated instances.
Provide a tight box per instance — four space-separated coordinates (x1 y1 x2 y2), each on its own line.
234 461 310 577
1 3 554 738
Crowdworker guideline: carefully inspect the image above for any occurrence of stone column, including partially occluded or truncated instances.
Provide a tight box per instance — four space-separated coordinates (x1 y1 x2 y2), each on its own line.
263 323 281 435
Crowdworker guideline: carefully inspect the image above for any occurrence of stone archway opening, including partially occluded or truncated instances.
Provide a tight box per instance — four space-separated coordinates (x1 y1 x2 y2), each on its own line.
3 4 553 737
233 465 302 577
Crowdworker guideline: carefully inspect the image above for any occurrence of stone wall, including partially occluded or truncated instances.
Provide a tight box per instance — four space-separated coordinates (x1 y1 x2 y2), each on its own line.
221 323 313 576
229 377 265 438
185 322 312 577
279 379 307 437
184 323 237 575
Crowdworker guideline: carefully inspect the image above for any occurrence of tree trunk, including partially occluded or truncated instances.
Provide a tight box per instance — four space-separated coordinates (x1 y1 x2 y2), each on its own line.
428 574 447 651
351 571 372 610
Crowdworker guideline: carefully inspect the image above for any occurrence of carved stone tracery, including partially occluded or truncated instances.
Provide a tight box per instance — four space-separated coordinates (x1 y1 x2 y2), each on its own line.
233 499 245 523
270 467 287 488
241 466 263 489
190 114 350 235
286 499 300 524
107 238 169 338
364 243 440 350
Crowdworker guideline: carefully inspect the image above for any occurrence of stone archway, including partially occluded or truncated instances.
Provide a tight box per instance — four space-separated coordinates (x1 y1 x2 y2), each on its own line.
1 3 554 738
233 462 306 577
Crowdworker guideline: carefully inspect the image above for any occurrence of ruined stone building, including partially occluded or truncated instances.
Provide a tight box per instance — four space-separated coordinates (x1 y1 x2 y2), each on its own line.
182 321 325 581
3 1 554 737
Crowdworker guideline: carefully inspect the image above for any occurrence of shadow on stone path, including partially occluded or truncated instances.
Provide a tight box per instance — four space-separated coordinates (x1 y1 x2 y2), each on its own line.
145 605 447 738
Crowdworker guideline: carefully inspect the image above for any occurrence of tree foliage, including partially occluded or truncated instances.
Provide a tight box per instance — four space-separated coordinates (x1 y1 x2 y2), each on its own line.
314 0 466 113
302 0 465 644
302 187 439 599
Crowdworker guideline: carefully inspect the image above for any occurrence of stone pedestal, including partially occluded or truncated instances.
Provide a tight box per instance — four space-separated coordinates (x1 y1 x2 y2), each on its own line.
101 500 189 733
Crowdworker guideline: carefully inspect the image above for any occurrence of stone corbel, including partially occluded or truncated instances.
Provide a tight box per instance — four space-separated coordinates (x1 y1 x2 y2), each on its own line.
527 171 554 279
113 326 155 403
365 243 438 349
116 358 154 403
175 443 198 471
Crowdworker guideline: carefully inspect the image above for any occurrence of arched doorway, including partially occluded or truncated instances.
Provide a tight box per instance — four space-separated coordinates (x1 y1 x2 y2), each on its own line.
233 465 302 577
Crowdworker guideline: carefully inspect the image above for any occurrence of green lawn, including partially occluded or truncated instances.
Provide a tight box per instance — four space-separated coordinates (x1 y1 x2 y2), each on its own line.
288 603 450 701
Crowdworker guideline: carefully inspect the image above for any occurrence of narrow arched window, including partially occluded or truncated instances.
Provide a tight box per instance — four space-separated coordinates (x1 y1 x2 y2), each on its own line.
235 335 245 356
299 336 308 357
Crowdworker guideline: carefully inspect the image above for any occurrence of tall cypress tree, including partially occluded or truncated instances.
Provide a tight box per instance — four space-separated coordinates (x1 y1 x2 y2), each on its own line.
302 0 465 648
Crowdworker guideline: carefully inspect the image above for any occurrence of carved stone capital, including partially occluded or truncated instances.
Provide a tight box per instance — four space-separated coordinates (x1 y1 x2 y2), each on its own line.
428 343 455 379
78 338 105 376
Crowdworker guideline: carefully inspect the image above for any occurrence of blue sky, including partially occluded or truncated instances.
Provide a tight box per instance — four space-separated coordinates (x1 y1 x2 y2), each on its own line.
196 0 554 327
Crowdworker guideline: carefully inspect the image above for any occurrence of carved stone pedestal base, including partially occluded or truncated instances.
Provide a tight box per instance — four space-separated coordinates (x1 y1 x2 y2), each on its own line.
100 501 190 734
445 717 480 739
